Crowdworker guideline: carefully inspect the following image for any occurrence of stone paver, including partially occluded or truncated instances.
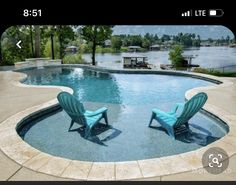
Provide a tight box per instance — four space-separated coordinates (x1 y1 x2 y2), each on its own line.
37 157 71 176
0 150 21 180
61 160 93 180
87 162 115 181
9 167 71 181
115 161 143 180
161 154 236 181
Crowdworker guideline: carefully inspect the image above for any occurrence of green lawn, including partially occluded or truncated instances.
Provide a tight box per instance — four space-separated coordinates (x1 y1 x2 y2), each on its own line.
193 68 236 77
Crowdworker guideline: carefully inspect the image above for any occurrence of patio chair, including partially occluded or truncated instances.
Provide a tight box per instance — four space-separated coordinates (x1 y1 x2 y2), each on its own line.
149 92 208 139
57 91 108 138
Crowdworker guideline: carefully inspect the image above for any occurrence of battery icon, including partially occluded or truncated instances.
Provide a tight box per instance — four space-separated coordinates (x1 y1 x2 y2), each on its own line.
209 9 224 17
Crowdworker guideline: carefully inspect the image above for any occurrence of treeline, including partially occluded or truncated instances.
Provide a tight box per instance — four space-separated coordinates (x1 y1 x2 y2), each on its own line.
108 33 235 50
110 33 201 50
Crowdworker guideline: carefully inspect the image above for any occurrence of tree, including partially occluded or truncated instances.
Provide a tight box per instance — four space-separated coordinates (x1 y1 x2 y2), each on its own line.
81 25 113 65
44 25 75 60
111 36 122 51
161 34 171 42
1 26 32 65
0 40 2 63
29 25 34 56
34 25 41 57
56 25 75 60
169 45 184 68
226 35 230 45
142 38 151 49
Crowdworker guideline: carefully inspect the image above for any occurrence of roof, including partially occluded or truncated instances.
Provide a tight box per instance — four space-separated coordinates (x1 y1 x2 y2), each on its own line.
122 53 147 58
66 46 78 49
182 54 196 59
150 44 160 47
104 40 111 45
128 46 141 49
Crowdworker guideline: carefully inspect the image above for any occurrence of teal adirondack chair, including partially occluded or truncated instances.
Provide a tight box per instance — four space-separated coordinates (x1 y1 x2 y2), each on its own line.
149 92 208 139
57 92 108 138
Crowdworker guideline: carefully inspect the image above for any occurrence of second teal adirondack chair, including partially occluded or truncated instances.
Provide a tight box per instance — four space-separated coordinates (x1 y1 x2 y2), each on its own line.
149 92 208 139
57 92 108 138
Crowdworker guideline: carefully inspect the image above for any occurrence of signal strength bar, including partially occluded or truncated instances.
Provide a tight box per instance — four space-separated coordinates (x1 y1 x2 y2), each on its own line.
181 10 192 17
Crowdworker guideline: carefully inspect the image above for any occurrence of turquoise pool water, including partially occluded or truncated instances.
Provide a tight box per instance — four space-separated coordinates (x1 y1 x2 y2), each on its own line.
22 67 214 106
17 66 228 162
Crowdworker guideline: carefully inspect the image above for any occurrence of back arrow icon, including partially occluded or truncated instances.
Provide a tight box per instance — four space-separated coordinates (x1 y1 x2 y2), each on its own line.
16 40 22 49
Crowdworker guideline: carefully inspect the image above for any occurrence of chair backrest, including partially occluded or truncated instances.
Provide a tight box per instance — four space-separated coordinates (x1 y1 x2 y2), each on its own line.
57 92 86 125
175 92 208 127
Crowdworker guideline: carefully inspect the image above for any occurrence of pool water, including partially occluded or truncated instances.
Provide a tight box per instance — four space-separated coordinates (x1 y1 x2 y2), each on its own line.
22 67 213 105
17 67 228 162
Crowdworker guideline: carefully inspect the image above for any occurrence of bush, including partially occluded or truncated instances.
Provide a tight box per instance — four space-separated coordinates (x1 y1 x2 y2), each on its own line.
193 67 236 77
44 38 60 59
79 43 92 53
120 47 129 52
96 46 115 53
169 45 184 67
63 53 88 64
192 67 209 74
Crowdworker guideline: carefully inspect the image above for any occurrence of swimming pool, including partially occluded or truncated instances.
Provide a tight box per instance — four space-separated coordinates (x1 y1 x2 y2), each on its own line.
17 66 228 162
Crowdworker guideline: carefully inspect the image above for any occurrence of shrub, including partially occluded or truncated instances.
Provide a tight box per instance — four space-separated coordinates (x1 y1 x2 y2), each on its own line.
169 45 184 67
44 38 60 59
63 53 88 64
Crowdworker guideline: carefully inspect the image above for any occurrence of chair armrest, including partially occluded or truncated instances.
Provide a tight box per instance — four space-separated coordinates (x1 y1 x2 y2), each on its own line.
170 103 185 113
85 107 108 117
152 109 175 119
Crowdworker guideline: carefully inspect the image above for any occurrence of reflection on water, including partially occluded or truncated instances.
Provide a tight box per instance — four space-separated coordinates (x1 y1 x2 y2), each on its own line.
82 46 236 70
23 67 122 104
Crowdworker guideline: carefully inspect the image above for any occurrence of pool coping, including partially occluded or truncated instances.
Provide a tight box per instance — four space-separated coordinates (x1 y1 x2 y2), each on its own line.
0 64 236 180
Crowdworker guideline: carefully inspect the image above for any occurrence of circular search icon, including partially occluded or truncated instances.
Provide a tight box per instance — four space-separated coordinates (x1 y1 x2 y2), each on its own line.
202 147 229 174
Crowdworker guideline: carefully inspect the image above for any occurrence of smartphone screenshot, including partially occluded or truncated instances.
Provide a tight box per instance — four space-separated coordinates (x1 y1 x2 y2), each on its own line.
0 4 235 182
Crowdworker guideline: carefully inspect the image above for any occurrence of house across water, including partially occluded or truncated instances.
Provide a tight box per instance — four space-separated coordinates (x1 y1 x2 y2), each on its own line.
149 44 161 51
128 46 142 52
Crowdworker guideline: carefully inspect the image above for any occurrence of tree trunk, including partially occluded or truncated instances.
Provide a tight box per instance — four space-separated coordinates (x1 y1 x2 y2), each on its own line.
0 41 2 64
29 25 34 57
58 25 63 63
50 34 54 59
91 26 97 65
92 40 96 65
59 34 63 59
34 25 40 58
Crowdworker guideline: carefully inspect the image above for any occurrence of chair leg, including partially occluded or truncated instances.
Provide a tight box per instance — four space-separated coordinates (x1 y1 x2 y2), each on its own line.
84 126 91 138
149 112 155 127
185 122 189 130
68 120 74 131
103 111 108 125
167 127 176 140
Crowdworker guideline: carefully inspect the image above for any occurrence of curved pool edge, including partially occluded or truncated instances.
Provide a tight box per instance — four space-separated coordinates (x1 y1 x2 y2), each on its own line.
0 65 236 180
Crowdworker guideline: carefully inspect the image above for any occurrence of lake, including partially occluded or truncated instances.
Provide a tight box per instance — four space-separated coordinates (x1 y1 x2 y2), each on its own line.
82 46 236 71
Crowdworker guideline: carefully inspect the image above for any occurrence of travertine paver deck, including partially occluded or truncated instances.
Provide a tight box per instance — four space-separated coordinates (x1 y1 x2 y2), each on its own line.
0 71 70 180
0 67 236 181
